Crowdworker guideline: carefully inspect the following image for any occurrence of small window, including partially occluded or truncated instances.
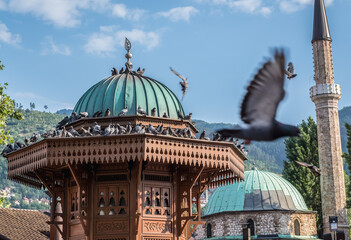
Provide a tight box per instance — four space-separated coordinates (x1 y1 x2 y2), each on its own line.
294 219 300 235
247 219 255 236
207 223 212 238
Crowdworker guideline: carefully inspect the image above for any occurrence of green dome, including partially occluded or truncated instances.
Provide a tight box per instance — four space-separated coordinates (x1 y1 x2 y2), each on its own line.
203 169 310 216
74 73 185 119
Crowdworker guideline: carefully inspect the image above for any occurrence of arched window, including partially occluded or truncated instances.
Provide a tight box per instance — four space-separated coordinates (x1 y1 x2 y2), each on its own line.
247 219 255 236
207 223 212 238
294 219 300 235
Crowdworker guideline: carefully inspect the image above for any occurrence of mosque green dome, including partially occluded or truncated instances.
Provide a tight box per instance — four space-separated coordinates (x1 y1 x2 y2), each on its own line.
203 169 310 216
73 73 185 119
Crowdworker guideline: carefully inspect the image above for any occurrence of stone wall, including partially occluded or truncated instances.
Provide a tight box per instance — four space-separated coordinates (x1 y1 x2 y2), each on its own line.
194 211 317 239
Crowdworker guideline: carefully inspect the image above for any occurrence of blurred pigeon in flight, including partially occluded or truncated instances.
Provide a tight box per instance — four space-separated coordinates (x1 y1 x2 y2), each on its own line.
170 67 188 100
295 160 321 177
285 62 297 80
217 50 300 143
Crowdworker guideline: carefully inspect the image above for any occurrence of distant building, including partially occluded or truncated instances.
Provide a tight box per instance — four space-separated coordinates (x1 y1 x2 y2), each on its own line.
195 168 318 239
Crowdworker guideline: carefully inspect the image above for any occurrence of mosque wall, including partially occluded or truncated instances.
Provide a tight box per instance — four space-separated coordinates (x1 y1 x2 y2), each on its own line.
194 211 317 239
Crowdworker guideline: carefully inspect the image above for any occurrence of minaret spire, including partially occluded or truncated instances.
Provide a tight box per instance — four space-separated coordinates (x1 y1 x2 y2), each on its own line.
310 0 349 237
312 0 331 42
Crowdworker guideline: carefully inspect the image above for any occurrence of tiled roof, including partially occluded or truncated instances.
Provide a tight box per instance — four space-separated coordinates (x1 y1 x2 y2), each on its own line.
0 208 50 240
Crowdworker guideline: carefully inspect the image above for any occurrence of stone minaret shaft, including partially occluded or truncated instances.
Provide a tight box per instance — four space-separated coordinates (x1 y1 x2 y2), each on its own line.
310 0 349 236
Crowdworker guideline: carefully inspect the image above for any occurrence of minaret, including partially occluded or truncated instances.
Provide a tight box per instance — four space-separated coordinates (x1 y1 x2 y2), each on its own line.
310 0 349 236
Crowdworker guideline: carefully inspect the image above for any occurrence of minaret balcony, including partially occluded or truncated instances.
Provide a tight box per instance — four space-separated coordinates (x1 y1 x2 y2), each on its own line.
309 83 341 99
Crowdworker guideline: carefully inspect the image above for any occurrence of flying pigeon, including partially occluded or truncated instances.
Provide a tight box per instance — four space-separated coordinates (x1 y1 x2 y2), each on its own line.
104 108 110 117
137 105 146 115
93 111 102 117
170 67 188 100
151 107 156 117
295 160 321 177
118 107 128 117
285 62 297 80
217 50 300 143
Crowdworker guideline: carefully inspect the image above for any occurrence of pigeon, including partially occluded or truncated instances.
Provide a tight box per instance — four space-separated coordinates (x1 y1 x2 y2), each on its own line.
295 160 321 177
118 107 128 117
30 133 39 143
1 144 14 157
156 124 164 133
109 124 116 135
184 113 192 121
63 128 74 137
200 130 210 141
170 67 188 100
69 126 80 137
111 67 118 76
56 116 69 129
174 128 182 137
137 67 145 76
92 122 101 135
71 112 78 121
163 112 169 118
104 108 110 117
15 141 25 149
93 111 103 117
119 67 124 74
151 107 157 117
81 127 92 136
79 112 89 119
217 50 300 143
116 124 127 134
126 122 132 134
132 123 142 133
212 132 220 141
137 105 146 115
139 125 146 134
13 142 20 151
285 62 297 80
24 137 30 146
104 124 112 135
147 124 158 135
177 110 184 120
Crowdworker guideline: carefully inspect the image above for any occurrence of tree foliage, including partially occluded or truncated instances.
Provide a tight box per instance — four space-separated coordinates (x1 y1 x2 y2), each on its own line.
282 116 322 236
0 61 24 144
342 123 351 209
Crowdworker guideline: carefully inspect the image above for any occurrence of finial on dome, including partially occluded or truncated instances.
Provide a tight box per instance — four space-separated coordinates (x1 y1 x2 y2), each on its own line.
124 37 133 71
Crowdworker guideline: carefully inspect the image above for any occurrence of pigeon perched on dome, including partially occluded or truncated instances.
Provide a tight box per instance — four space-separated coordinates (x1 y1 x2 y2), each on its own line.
217 50 300 143
118 107 128 117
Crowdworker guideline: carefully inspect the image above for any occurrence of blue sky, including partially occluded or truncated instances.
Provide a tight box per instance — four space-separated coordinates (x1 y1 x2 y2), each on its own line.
0 0 350 124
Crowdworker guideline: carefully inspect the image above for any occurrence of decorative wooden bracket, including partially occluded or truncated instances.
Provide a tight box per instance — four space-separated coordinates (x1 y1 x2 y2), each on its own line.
67 163 88 237
34 170 54 196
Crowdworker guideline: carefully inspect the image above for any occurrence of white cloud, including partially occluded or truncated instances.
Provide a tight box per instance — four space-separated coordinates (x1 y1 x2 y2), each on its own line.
112 4 145 21
84 28 160 57
0 22 21 46
0 0 90 28
41 36 71 56
279 0 334 13
157 6 199 22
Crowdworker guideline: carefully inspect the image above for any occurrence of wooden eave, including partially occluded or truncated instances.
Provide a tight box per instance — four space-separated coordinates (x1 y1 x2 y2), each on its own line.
67 115 199 133
7 133 246 187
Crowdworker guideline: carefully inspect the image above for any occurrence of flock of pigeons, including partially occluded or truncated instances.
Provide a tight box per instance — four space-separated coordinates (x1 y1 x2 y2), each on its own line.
1 121 249 157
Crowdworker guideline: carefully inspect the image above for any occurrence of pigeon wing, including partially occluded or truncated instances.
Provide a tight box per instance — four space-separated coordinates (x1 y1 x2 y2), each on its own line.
170 67 187 82
240 50 286 125
295 160 313 168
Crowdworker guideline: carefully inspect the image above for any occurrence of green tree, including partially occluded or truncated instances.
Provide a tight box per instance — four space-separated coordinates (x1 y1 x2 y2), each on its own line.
282 117 322 236
342 123 351 219
44 105 48 111
0 61 23 144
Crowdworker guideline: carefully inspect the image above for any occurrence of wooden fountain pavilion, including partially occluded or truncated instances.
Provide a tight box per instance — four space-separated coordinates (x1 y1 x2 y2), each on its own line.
5 41 246 240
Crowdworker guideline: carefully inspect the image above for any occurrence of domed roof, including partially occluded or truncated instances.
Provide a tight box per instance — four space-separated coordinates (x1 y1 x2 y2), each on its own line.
73 73 185 119
203 169 310 216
